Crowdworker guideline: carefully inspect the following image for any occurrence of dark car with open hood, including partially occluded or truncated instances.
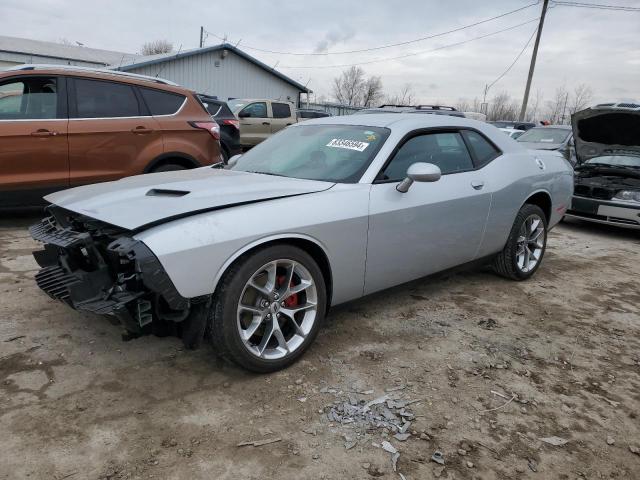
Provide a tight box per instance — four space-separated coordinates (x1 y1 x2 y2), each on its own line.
565 102 640 230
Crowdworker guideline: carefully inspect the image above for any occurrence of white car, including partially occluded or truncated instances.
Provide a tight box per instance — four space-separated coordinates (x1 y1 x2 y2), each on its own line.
500 128 525 140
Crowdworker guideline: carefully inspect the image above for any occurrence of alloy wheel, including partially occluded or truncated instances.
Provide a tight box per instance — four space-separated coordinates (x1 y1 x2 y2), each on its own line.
516 214 545 273
236 259 318 360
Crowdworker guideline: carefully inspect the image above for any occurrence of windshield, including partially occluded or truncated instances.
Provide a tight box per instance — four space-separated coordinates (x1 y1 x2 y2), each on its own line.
231 124 390 183
585 155 640 168
517 128 570 144
227 99 248 112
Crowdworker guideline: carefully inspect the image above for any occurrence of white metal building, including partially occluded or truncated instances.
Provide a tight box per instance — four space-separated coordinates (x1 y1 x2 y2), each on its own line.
0 35 138 69
116 43 310 105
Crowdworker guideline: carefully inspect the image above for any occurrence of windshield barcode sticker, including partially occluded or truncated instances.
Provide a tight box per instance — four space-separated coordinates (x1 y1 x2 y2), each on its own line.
326 138 370 152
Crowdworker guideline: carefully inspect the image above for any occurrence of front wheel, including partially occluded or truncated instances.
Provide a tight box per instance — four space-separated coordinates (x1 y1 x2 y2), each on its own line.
208 245 326 372
493 204 547 280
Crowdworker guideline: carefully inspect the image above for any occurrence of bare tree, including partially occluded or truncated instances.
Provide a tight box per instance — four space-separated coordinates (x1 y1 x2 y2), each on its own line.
141 40 173 56
544 86 569 124
361 76 384 107
525 89 544 123
568 83 593 116
385 83 416 106
332 66 365 106
487 92 519 121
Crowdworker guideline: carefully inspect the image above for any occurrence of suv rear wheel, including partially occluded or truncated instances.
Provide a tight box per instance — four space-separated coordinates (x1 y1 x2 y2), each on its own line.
150 163 187 173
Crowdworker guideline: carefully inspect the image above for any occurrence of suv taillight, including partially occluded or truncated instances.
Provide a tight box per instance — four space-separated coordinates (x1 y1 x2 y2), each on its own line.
221 119 240 130
189 121 220 140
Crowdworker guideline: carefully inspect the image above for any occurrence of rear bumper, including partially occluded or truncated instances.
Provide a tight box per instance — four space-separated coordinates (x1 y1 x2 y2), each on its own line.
30 215 189 333
566 196 640 229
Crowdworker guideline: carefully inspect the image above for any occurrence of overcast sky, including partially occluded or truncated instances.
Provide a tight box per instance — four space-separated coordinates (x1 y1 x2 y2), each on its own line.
2 0 639 105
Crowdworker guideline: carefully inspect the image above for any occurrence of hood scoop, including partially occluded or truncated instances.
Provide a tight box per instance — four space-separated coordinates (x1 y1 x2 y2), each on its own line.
146 188 190 197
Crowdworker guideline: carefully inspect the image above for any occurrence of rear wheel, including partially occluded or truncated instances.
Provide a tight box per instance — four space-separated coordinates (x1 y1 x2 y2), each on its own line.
208 245 326 372
150 163 187 173
493 204 547 280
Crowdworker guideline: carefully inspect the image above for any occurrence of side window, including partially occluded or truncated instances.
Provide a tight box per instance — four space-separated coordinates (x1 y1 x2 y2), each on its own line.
140 88 185 116
462 130 500 168
74 78 140 118
239 102 267 118
379 132 474 181
272 102 292 119
0 77 57 120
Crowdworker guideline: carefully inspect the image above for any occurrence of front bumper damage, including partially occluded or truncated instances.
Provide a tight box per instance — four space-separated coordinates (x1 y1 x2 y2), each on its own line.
30 207 210 346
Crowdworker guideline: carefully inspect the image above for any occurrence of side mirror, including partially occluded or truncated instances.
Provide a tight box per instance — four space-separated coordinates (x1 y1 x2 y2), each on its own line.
396 162 442 193
238 111 250 118
227 154 242 167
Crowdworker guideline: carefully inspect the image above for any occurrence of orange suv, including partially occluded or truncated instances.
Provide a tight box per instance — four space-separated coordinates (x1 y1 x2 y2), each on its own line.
0 65 221 207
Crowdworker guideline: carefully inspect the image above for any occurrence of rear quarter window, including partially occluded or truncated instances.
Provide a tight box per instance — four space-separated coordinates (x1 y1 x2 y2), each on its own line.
462 130 501 168
74 78 140 118
272 102 292 119
140 88 186 116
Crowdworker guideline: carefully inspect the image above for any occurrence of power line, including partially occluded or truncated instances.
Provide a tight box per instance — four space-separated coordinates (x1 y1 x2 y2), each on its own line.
550 1 640 11
487 26 538 91
277 18 540 69
203 1 541 56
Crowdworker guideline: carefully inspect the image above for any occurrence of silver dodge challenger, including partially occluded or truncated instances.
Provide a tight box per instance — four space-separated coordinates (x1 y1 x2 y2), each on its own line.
30 114 573 372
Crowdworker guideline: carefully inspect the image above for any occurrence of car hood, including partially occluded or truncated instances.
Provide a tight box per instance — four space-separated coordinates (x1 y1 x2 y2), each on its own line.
45 167 335 231
571 106 640 163
517 142 563 151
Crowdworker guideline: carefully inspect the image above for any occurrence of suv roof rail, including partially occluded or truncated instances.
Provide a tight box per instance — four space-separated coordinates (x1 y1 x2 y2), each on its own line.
415 105 457 111
5 64 179 86
377 104 458 111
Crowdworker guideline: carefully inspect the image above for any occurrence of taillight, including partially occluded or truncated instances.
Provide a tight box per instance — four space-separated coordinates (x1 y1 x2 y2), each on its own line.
189 121 220 140
221 119 240 130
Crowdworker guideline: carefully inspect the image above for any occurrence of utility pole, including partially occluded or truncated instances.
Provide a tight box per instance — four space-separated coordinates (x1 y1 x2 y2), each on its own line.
519 0 549 121
199 26 204 48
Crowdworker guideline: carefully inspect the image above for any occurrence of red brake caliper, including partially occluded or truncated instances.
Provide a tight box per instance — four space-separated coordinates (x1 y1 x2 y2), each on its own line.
277 275 298 307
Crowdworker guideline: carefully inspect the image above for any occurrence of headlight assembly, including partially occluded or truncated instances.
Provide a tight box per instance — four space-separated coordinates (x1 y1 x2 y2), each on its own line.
613 190 640 203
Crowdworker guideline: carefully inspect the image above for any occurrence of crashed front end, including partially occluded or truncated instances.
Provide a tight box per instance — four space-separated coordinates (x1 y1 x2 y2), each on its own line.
30 207 206 343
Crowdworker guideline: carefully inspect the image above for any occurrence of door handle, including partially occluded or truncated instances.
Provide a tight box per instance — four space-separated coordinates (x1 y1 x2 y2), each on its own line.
262 122 271 126
471 180 485 190
131 127 154 134
31 129 57 137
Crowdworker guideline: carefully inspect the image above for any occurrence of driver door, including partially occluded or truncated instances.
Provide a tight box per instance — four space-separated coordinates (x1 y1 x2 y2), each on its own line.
364 131 491 295
238 101 269 147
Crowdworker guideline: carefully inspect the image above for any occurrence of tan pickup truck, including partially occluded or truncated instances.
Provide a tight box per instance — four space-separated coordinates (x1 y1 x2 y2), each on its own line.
227 98 297 148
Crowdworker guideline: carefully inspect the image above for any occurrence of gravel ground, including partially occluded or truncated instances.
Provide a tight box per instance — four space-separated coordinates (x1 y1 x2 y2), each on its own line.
1 212 639 480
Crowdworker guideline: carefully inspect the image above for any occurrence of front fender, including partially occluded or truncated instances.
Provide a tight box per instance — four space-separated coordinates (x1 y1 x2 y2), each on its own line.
133 184 371 304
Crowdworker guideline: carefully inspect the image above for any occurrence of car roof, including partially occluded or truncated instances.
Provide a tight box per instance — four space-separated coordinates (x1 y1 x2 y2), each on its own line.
298 112 484 130
0 64 190 94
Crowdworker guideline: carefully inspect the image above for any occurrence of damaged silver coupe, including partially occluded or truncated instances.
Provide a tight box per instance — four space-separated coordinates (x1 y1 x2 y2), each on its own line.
31 114 573 372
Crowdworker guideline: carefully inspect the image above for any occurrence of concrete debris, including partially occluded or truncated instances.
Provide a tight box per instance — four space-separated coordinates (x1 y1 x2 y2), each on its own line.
394 433 411 441
391 452 400 472
326 392 418 434
607 436 615 445
540 436 569 446
381 441 397 454
629 445 639 455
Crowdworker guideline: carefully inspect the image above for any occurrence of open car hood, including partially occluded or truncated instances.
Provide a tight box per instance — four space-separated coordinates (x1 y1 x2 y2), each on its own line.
45 167 334 231
572 104 640 164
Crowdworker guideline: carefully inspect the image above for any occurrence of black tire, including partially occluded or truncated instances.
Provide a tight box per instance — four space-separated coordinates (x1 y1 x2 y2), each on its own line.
150 163 186 173
208 245 327 373
493 204 548 281
220 145 230 164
